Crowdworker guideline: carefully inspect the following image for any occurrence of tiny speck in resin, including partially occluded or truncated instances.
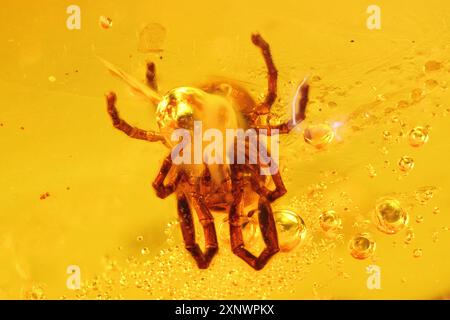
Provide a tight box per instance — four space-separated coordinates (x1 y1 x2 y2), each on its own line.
408 126 429 147
303 123 334 149
274 209 306 252
374 197 408 234
136 236 144 242
319 210 341 233
349 233 376 260
398 156 415 173
424 60 442 72
404 228 415 244
48 75 56 82
99 16 113 29
141 247 149 255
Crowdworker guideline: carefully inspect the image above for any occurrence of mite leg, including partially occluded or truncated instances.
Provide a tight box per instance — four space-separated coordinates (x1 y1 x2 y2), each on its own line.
152 155 180 199
249 141 287 202
146 62 158 91
190 193 219 266
229 167 280 270
177 192 218 269
254 196 280 270
251 33 278 117
249 165 287 203
252 81 309 134
106 92 165 142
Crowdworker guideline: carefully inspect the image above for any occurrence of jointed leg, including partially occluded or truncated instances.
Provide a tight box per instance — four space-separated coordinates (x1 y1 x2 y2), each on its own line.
248 165 287 202
152 155 180 199
146 62 158 91
229 167 280 270
251 33 278 117
177 192 218 269
191 193 218 265
106 91 165 142
251 81 309 134
244 140 287 202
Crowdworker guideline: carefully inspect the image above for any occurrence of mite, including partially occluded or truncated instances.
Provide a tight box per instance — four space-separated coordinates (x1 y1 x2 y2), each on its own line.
104 33 309 270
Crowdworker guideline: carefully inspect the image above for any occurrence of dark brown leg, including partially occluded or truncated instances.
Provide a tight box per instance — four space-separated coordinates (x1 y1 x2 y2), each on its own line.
191 193 219 265
251 81 309 134
152 155 180 199
106 91 165 142
229 166 280 270
249 166 287 202
251 33 278 117
177 192 218 269
243 139 287 202
146 62 158 91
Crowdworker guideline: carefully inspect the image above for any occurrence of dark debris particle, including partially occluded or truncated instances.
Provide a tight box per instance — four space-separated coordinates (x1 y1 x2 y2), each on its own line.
350 40 355 43
40 192 50 200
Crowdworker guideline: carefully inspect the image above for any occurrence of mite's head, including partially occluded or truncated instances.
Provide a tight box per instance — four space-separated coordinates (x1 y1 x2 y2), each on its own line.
156 86 239 147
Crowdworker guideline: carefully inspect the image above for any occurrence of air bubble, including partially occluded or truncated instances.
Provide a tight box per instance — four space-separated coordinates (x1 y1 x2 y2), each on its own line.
348 233 376 260
408 126 429 147
303 124 334 149
274 209 307 252
99 16 113 29
398 156 415 173
373 197 408 234
319 210 341 233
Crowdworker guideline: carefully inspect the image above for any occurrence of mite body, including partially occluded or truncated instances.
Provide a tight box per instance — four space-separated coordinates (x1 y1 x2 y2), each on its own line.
105 34 309 270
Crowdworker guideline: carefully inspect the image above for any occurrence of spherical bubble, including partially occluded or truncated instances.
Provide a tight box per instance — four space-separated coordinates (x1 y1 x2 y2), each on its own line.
348 233 376 260
373 197 409 234
398 156 415 173
404 228 415 244
99 16 113 29
408 126 429 147
319 210 341 233
411 88 423 102
274 209 307 252
303 124 334 149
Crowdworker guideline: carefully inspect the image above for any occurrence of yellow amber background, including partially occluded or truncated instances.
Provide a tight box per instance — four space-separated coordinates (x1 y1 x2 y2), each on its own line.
0 0 449 299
